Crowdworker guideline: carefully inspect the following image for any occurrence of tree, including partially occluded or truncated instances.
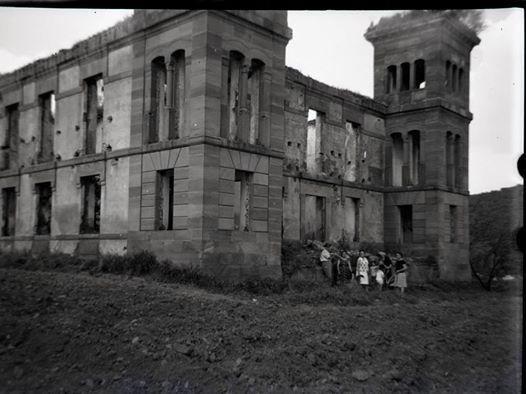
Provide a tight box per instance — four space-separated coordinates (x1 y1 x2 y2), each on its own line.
469 233 512 291
469 185 523 291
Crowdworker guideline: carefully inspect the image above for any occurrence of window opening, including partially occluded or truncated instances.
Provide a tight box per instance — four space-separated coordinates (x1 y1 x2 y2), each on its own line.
399 205 413 243
85 75 104 154
227 51 243 141
449 205 458 243
400 62 410 91
386 65 397 93
234 170 252 231
1 187 16 236
80 175 101 234
39 92 55 162
35 182 52 235
3 104 19 170
248 59 264 144
414 59 425 89
391 133 403 186
150 57 167 143
156 169 174 230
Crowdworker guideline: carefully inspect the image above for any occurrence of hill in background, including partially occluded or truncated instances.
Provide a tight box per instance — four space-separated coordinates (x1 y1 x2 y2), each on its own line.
470 184 523 276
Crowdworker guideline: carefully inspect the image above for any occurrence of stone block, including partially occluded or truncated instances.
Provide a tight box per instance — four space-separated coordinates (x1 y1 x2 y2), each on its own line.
219 205 234 218
174 192 189 205
175 147 189 167
174 167 189 179
219 149 234 168
141 218 155 231
173 216 188 229
255 156 269 173
253 184 268 197
142 194 155 207
252 196 268 208
252 220 268 232
219 192 234 206
253 173 268 185
218 218 234 230
219 179 234 194
142 170 156 183
252 208 268 221
174 179 189 192
174 204 189 216
142 181 156 195
142 206 155 219
219 167 235 180
240 152 251 170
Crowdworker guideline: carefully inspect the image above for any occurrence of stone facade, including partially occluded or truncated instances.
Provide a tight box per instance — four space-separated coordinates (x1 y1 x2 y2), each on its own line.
0 10 479 281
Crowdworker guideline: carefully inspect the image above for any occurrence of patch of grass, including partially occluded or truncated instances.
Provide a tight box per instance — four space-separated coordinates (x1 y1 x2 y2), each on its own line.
1 250 513 305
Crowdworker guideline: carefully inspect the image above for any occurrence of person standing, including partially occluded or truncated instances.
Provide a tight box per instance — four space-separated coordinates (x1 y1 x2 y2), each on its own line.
319 244 332 282
356 250 369 291
338 251 354 289
383 253 395 288
394 253 408 293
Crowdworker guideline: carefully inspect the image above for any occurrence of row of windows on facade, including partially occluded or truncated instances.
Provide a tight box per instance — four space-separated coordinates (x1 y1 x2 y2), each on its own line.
153 168 253 232
303 108 362 182
299 197 459 246
301 195 361 243
1 50 267 171
0 167 255 237
1 176 101 237
391 131 421 186
398 204 460 244
385 60 466 95
385 59 426 93
390 131 463 188
149 50 267 146
445 60 465 93
1 74 104 171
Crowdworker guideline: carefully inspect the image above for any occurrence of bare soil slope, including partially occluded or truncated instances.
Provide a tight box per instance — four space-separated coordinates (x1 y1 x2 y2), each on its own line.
0 268 522 393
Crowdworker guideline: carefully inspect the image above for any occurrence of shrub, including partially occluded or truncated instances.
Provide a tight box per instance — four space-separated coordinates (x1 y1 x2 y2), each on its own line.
128 250 158 275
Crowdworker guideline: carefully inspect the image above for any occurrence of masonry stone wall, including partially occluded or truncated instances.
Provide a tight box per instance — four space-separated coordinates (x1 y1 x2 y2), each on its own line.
0 10 479 282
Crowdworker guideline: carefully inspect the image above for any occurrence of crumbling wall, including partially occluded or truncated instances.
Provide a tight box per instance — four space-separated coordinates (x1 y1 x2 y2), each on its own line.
283 68 386 246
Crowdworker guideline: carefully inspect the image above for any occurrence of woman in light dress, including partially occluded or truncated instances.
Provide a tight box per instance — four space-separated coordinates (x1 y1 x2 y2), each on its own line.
356 250 369 291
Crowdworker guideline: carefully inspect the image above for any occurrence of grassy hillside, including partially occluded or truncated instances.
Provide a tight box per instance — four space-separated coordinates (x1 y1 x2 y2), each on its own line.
470 184 523 276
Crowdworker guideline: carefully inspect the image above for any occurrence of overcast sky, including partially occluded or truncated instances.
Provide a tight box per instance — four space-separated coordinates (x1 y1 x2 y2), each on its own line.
0 8 523 194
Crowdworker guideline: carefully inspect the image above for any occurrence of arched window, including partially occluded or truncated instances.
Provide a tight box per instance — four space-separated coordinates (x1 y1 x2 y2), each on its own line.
445 60 451 89
414 59 425 89
451 64 457 92
454 134 462 189
446 131 454 187
386 65 397 93
391 133 403 186
167 50 185 140
248 59 264 144
408 130 421 185
458 68 464 93
227 51 244 141
400 62 410 91
150 56 167 143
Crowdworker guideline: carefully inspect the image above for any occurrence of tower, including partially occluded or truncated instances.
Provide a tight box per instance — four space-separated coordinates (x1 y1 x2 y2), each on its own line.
126 10 292 281
365 12 480 280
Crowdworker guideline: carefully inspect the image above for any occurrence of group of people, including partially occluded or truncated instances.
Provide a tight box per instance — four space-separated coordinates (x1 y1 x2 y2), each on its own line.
318 244 408 293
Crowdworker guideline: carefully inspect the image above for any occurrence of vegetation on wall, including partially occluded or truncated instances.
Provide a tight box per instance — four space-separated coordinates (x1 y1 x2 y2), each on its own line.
368 9 486 35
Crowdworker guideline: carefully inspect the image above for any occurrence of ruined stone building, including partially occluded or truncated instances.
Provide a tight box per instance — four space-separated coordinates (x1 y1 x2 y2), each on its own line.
0 10 480 281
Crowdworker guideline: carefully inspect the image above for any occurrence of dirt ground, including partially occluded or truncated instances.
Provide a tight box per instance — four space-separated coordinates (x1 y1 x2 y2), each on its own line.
0 268 522 393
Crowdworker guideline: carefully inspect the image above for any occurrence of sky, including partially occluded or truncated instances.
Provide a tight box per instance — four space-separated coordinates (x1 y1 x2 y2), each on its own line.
0 8 523 194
